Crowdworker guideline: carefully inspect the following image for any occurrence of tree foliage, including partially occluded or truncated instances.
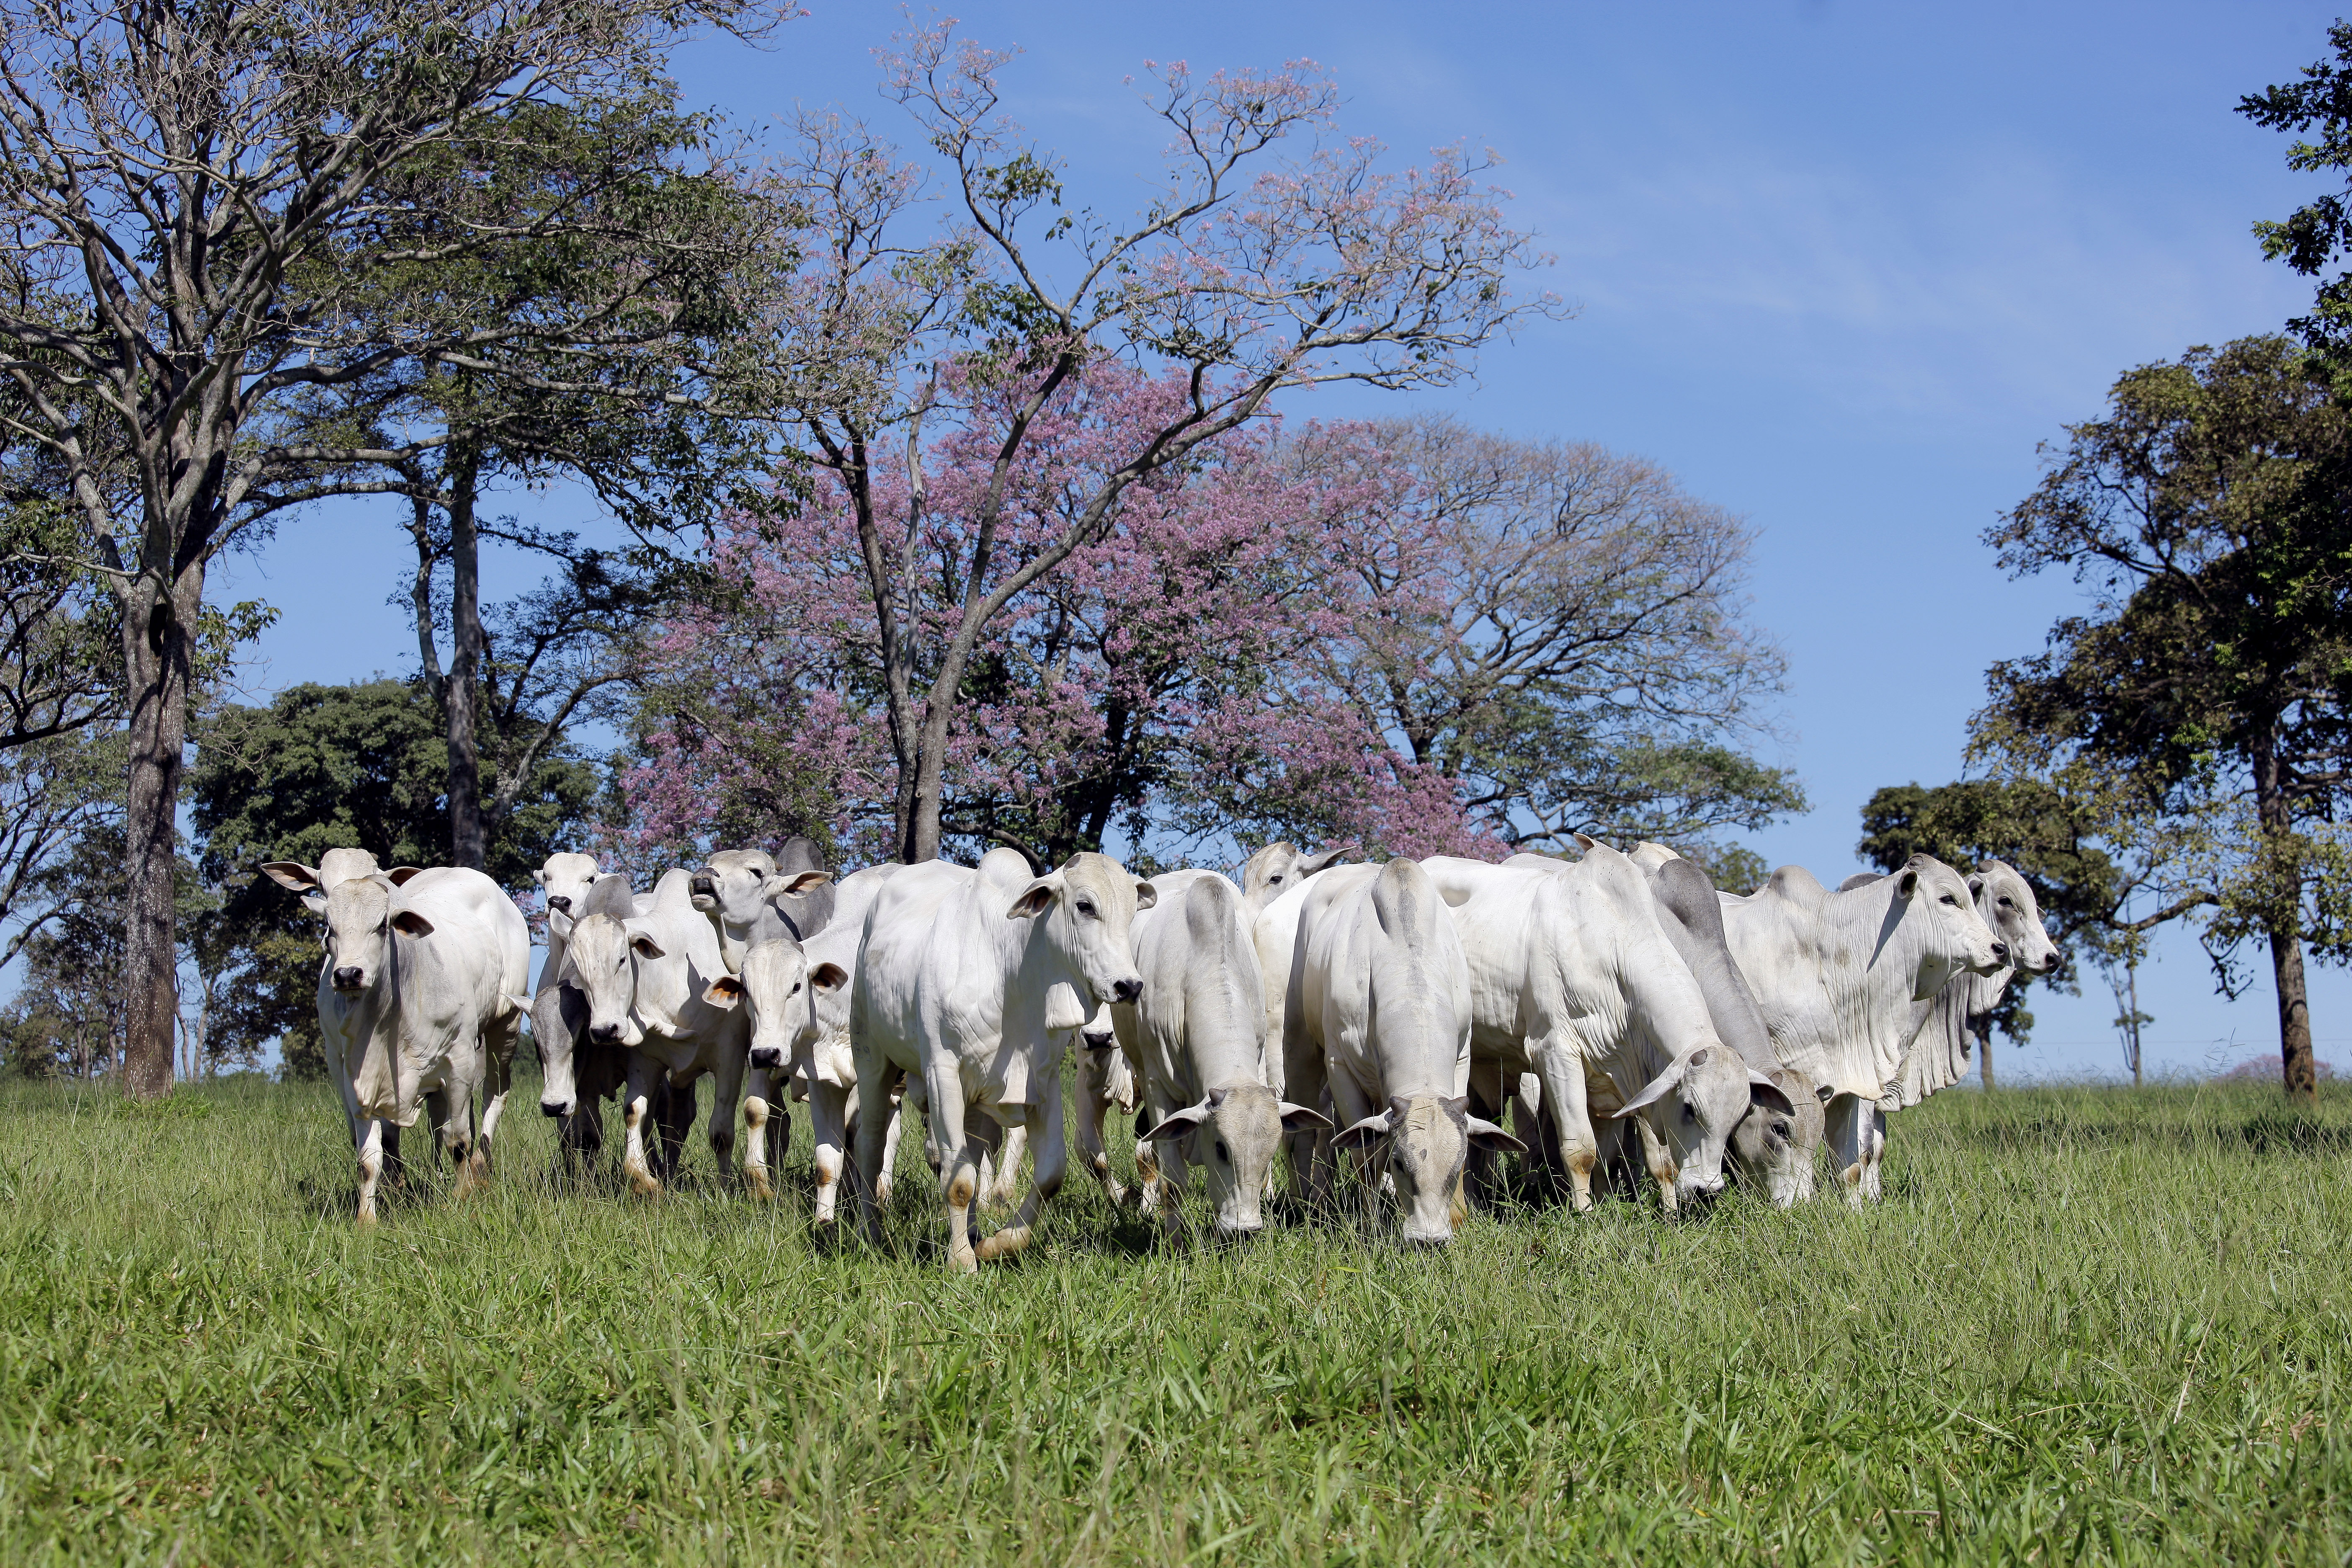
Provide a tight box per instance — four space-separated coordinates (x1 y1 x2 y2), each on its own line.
1970 335 2352 1097
188 681 595 1076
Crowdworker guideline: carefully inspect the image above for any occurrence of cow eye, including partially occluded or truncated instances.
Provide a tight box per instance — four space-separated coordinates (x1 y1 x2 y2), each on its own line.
1681 1104 1696 1123
1940 894 1959 906
1999 897 2014 909
1771 1121 1791 1140
1075 899 1096 917
1214 1140 1230 1163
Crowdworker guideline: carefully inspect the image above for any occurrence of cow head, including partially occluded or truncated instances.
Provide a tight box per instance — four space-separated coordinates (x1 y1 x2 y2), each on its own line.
534 852 602 936
1612 1044 1793 1211
1333 1093 1522 1245
1006 851 1154 1008
1726 1065 1824 1207
1973 860 2059 978
703 938 848 1072
316 875 434 995
1241 841 1357 913
1892 853 2008 998
1145 1083 1330 1235
563 912 663 1048
694 848 831 936
262 849 405 917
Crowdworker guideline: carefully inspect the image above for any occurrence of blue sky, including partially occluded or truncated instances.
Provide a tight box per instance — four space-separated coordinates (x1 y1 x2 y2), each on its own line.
223 0 2352 1080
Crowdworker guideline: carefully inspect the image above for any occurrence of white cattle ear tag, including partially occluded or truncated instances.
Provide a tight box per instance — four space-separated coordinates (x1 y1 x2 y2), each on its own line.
1043 981 1088 1032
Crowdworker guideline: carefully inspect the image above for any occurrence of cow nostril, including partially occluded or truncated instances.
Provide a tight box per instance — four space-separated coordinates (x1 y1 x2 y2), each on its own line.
541 1099 572 1118
1111 977 1141 1004
547 896 570 913
750 1049 781 1070
332 967 364 990
590 1024 621 1043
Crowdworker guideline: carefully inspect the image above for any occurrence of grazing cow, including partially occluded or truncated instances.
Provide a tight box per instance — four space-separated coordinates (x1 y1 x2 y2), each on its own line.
1717 856 2007 1204
1289 858 1521 1245
850 850 1153 1273
1849 861 2059 1106
1113 871 1331 1237
268 865 529 1222
1423 849 1785 1216
1601 844 1829 1207
562 869 751 1197
1241 841 1356 913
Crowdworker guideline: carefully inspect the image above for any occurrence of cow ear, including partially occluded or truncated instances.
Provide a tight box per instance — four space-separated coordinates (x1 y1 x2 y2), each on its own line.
1610 1058 1688 1118
629 932 666 959
1572 832 1599 851
531 867 548 886
1895 867 1920 898
390 909 435 938
1748 1070 1797 1117
1965 872 1985 899
260 861 320 893
702 975 745 1009
764 870 831 899
1007 876 1063 919
809 962 849 993
385 867 428 887
1141 1101 1212 1142
1332 1112 1394 1151
1133 880 1158 910
1466 1115 1527 1154
302 890 328 916
1277 1101 1333 1132
1300 844 1356 876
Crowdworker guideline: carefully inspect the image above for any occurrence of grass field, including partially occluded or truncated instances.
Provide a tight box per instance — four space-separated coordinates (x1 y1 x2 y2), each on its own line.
0 1072 2346 1565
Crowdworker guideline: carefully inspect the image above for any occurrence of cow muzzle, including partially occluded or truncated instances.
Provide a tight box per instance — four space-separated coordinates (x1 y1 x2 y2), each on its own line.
541 1097 574 1119
689 874 717 906
546 895 572 914
1988 940 2009 964
332 966 366 992
1110 976 1142 1005
589 1022 624 1044
749 1046 784 1072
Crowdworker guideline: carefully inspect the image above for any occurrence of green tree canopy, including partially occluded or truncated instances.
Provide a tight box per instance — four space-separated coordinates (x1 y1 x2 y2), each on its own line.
1970 335 2352 1099
188 680 595 1076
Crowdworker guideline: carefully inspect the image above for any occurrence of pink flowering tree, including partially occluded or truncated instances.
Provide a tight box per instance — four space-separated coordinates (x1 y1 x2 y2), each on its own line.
762 22 1556 864
613 366 1507 871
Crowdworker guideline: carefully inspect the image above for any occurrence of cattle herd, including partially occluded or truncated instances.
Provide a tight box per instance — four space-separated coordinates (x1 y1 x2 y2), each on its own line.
256 834 2058 1266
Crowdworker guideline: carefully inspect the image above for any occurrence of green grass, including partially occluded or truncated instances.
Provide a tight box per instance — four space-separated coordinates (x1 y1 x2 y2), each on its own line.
0 1073 2346 1565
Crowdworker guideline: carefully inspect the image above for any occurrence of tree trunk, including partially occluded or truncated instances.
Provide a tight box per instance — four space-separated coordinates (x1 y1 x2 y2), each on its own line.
2252 729 2316 1102
1979 1024 1996 1090
446 444 487 871
119 567 201 1101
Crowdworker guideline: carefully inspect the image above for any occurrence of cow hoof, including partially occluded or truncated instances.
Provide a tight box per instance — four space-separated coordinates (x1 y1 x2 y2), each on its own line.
947 1250 979 1275
744 1170 774 1201
354 1210 378 1228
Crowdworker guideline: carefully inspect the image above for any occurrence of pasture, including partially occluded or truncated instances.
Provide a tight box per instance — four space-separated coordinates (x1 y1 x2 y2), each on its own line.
0 1075 2344 1565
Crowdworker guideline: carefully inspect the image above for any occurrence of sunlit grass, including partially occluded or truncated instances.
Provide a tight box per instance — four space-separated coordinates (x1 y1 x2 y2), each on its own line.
0 1071 2344 1563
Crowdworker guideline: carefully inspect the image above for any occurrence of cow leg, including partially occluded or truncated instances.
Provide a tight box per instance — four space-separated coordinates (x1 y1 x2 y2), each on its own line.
1324 1065 1381 1233
977 1091 1066 1264
355 1117 388 1225
1632 1114 1683 1216
707 1050 747 1192
621 1053 665 1198
924 1059 982 1275
1074 1076 1127 1208
655 1075 696 1183
1862 1104 1888 1202
380 1122 406 1190
1463 1054 1507 1212
1534 1047 1599 1212
444 1077 485 1200
741 1078 776 1202
1150 1128 1189 1242
808 1074 851 1225
478 1011 517 1180
559 1099 603 1183
983 1123 1028 1210
849 1061 896 1248
1824 1094 1870 1209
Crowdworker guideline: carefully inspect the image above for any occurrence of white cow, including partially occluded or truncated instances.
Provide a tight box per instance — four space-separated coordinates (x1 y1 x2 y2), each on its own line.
1882 860 2062 1105
1113 870 1331 1237
1424 849 1787 1215
1241 841 1356 913
708 862 912 1216
691 844 835 970
264 849 404 1158
1292 858 1522 1245
1070 1001 1143 1204
562 869 752 1197
268 864 529 1223
850 849 1152 1273
1717 855 2008 1204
